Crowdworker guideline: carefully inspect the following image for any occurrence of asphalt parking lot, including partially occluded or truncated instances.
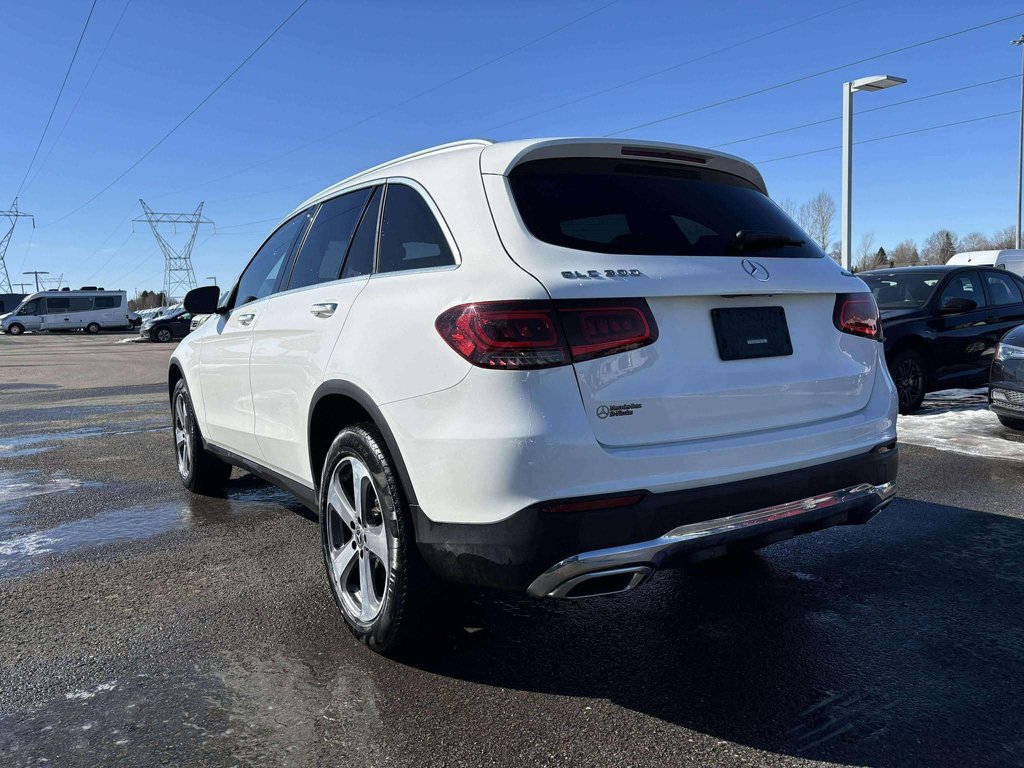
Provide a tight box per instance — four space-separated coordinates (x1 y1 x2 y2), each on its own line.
2 333 1023 767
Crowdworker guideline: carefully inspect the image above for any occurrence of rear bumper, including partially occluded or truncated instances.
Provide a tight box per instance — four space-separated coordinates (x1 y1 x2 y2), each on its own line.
413 443 898 594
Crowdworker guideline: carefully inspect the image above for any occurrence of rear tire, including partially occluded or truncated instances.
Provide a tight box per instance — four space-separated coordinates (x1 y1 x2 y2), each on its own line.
320 423 432 655
172 379 231 494
997 414 1024 431
7 323 24 336
86 322 101 334
890 350 927 414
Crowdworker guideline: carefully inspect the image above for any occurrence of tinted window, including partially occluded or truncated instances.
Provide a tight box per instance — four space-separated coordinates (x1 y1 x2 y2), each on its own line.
68 297 93 312
95 295 120 309
985 271 1023 306
509 157 817 257
236 213 309 307
17 300 40 316
341 187 381 279
862 272 943 310
46 297 70 312
378 184 455 273
287 189 370 290
939 272 986 309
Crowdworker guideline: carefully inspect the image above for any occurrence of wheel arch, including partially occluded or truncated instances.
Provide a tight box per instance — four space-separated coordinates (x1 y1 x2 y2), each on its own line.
308 380 418 507
168 360 185 403
887 335 934 386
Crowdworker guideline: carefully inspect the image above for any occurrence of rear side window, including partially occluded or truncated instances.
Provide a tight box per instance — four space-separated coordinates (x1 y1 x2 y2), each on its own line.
68 297 93 312
287 189 371 290
46 297 70 312
95 296 120 309
236 212 309 307
985 272 1023 306
508 157 818 258
377 184 455 273
341 187 381 279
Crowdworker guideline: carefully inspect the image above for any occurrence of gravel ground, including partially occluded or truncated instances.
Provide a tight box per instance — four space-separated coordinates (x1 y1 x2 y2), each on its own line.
1 333 1023 767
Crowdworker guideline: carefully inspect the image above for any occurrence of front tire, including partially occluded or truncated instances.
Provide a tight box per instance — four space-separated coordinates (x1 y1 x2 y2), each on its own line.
320 424 430 654
156 326 173 343
890 349 927 414
172 379 231 494
7 323 24 336
997 414 1024 431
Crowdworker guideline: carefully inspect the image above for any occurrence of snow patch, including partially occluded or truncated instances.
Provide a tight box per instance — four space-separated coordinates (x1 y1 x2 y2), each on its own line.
65 681 118 700
898 388 1024 462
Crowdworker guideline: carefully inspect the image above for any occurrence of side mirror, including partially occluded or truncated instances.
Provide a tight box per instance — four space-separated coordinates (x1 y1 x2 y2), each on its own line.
183 285 221 315
939 297 977 314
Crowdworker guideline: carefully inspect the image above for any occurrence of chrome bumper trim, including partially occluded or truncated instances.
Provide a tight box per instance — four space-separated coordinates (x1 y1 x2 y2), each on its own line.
527 481 897 599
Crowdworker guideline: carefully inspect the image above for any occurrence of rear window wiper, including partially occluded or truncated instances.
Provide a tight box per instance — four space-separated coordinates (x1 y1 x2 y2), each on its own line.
733 230 805 252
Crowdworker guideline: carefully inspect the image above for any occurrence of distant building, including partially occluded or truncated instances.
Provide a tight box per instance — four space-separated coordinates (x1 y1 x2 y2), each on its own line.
0 294 26 314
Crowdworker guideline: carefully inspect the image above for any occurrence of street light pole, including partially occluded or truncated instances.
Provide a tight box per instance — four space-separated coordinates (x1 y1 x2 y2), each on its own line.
23 270 49 292
840 75 907 271
206 276 217 286
1013 35 1024 249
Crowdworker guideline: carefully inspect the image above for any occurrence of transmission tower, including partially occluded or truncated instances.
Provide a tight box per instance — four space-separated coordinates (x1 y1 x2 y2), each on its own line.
133 200 214 303
1 198 35 293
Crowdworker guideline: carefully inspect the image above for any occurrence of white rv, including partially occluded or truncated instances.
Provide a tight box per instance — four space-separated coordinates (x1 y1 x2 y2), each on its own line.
0 289 132 335
947 249 1024 275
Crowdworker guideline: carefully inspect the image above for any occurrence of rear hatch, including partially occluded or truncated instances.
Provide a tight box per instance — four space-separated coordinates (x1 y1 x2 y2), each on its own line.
482 143 878 448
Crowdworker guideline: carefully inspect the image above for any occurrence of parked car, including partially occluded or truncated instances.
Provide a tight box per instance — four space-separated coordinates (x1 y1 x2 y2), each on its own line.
860 265 1024 413
189 314 211 332
947 249 1024 277
169 138 898 654
989 324 1024 429
141 307 192 342
1 289 132 335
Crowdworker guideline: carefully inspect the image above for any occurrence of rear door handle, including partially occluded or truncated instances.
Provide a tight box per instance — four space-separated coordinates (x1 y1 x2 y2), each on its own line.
310 302 338 318
986 316 999 323
237 313 255 327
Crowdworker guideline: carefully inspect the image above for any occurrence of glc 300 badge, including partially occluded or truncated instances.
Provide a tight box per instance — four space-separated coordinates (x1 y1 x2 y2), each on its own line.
597 403 642 419
562 269 644 280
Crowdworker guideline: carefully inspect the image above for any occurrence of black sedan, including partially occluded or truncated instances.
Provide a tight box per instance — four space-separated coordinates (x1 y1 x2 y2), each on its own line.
140 309 193 343
860 265 1024 413
989 324 1024 429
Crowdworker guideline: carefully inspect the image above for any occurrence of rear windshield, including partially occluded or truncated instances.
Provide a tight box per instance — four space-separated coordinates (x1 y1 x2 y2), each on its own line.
861 272 943 309
507 157 820 258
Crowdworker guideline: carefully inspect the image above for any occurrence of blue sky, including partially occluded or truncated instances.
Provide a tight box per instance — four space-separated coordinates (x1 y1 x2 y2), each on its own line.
3 0 1024 293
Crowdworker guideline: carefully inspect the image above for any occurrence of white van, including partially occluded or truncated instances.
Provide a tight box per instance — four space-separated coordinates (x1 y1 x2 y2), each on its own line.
0 289 132 335
947 249 1024 275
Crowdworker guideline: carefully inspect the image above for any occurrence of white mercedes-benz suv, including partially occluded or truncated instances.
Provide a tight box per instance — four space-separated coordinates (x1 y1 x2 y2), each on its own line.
170 138 898 653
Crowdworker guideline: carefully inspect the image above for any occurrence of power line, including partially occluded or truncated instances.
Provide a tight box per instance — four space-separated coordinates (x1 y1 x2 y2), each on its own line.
483 0 866 133
605 10 1024 137
24 0 134 195
16 0 99 197
150 0 625 202
44 0 312 228
757 110 1018 165
83 230 135 283
712 73 1021 149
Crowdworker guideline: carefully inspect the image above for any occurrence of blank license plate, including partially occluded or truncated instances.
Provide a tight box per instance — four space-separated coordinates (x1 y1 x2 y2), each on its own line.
711 307 793 361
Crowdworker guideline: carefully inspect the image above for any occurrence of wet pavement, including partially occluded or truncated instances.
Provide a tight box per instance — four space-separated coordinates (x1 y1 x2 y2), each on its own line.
2 333 1023 767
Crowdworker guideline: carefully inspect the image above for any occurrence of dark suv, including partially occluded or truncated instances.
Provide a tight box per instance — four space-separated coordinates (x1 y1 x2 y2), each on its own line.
861 265 1024 412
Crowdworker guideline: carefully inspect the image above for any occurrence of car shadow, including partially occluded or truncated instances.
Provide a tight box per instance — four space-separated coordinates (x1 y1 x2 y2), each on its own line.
405 499 1024 766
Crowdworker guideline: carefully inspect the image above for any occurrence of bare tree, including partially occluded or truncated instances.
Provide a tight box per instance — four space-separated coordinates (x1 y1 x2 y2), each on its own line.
890 240 919 266
854 232 876 271
990 225 1016 250
798 191 837 254
775 197 799 220
921 230 959 265
958 232 990 252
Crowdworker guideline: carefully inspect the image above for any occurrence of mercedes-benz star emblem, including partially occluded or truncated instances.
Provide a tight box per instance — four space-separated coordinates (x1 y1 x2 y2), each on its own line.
596 405 610 419
741 259 770 282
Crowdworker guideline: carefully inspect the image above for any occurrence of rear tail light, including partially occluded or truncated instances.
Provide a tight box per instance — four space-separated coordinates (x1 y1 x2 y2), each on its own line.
435 299 658 369
833 292 881 341
542 492 645 514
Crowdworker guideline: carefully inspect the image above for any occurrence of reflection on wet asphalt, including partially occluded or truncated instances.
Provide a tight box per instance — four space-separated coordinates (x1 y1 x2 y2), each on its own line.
3 336 1024 767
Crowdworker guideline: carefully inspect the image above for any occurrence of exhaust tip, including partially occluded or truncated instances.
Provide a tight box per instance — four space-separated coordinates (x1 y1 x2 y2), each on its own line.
550 566 652 599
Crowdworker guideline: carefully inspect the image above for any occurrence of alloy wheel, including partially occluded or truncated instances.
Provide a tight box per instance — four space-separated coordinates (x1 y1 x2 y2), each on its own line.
173 393 192 479
895 357 924 411
325 455 390 623
157 328 172 343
